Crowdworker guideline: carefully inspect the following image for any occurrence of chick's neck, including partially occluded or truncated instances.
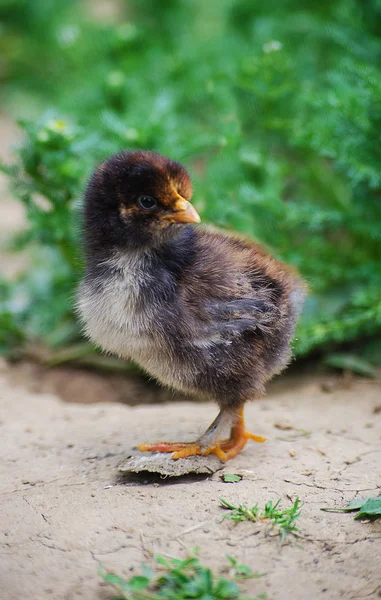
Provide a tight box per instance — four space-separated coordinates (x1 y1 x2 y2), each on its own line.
84 224 196 278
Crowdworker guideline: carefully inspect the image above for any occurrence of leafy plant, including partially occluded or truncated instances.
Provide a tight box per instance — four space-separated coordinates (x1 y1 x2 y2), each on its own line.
321 493 381 520
324 353 376 377
1 0 381 361
221 497 302 544
226 556 263 582
99 552 265 600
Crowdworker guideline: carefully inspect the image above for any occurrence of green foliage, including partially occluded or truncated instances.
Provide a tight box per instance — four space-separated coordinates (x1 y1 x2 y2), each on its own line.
0 281 25 356
99 552 265 600
321 493 381 520
1 0 381 359
324 353 376 377
220 497 302 544
226 556 263 582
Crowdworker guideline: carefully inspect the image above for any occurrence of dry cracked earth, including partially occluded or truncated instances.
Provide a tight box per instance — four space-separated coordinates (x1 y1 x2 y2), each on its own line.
1 364 381 600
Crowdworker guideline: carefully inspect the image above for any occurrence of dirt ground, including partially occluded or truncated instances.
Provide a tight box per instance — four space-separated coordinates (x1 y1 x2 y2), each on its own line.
1 361 381 600
1 116 381 600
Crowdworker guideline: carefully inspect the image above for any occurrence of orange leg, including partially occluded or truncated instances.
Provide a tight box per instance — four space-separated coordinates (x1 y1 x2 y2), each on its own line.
138 407 266 463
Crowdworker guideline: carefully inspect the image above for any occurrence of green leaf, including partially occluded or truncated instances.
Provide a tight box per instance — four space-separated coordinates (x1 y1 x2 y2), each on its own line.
214 578 240 598
354 497 381 520
222 473 242 483
321 499 365 512
226 555 263 581
98 566 133 598
362 337 381 366
324 353 376 378
322 494 381 519
220 498 236 510
346 497 371 510
128 575 151 590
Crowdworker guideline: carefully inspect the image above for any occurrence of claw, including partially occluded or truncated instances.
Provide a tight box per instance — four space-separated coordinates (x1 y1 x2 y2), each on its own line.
138 441 192 453
138 407 266 463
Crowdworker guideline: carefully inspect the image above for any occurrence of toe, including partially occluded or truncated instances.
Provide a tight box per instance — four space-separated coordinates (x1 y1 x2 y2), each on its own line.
138 441 194 453
246 432 267 443
171 444 203 459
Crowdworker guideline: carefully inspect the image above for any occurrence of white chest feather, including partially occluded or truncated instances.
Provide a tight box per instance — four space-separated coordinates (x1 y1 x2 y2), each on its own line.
77 252 156 362
77 251 195 393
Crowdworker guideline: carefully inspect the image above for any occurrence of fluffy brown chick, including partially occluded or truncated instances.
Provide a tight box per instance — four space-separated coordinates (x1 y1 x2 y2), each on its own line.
77 150 306 462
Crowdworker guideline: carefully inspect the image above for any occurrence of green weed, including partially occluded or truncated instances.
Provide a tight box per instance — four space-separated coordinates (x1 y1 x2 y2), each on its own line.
1 1 381 360
221 497 302 544
99 552 266 600
321 493 381 520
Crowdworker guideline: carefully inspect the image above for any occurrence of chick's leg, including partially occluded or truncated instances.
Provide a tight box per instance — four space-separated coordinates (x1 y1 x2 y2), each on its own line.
138 407 266 462
137 410 229 459
217 408 266 460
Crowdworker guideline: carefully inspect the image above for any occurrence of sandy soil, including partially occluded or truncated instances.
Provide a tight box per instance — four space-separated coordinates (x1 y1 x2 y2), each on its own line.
1 361 380 600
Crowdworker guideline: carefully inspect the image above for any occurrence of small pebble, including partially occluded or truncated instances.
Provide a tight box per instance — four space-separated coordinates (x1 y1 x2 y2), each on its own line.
320 379 336 393
274 420 293 430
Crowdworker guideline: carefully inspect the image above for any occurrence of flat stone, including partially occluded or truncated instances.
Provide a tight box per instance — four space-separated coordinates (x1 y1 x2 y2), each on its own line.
118 451 223 476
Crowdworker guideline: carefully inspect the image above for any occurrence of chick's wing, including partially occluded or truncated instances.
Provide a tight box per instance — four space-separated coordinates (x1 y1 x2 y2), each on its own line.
201 297 281 338
180 230 282 336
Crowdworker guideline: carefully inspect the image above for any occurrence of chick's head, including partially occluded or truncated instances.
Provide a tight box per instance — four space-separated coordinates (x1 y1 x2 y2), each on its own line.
83 150 200 250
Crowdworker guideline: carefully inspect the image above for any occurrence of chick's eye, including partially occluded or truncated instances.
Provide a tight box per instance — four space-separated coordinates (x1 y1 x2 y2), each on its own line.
137 196 157 211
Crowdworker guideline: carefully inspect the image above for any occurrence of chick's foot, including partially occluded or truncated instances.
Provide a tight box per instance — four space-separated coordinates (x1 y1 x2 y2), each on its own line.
137 407 266 463
137 440 228 461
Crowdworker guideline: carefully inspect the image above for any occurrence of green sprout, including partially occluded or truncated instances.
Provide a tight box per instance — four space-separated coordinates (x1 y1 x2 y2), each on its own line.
226 555 264 582
99 551 265 600
221 497 302 544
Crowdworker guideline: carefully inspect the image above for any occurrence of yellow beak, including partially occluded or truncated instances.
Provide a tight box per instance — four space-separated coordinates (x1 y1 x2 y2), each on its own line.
162 198 201 224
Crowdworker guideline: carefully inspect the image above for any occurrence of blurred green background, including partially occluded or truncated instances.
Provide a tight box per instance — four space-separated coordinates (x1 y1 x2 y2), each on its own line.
1 0 380 374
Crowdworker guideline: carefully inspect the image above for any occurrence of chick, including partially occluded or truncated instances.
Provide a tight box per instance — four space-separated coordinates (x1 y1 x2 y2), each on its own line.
77 150 306 462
